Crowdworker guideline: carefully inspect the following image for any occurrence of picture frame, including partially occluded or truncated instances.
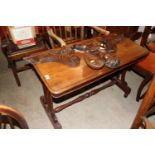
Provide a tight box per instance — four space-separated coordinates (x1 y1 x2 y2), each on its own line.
8 26 36 49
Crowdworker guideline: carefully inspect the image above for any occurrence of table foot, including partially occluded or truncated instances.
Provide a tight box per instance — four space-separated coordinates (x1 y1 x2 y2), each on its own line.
40 96 62 129
111 72 131 98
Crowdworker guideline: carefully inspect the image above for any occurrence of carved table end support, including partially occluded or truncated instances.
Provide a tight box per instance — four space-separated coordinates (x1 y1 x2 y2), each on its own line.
40 96 62 129
111 71 131 98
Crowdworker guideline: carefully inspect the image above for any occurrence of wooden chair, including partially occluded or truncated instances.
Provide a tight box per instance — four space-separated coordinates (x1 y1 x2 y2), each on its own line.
131 75 155 129
46 26 110 48
140 26 155 52
1 26 48 86
0 105 29 129
132 26 155 101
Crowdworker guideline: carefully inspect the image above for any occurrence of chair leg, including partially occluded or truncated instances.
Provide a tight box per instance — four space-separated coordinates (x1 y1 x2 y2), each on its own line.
146 100 155 117
10 61 21 86
146 106 155 118
136 74 152 102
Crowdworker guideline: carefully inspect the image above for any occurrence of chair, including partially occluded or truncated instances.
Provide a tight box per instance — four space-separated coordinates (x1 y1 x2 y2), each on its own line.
140 26 155 52
1 26 48 86
0 104 29 129
131 75 155 129
132 26 155 101
46 26 110 48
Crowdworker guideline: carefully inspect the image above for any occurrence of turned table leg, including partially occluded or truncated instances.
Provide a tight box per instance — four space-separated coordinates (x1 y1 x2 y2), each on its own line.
40 84 62 129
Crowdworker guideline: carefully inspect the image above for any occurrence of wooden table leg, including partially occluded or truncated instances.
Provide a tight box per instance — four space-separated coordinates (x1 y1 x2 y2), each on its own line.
111 70 131 97
40 84 62 129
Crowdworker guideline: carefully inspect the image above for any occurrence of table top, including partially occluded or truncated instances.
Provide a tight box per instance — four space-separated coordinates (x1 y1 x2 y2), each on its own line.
32 36 149 98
